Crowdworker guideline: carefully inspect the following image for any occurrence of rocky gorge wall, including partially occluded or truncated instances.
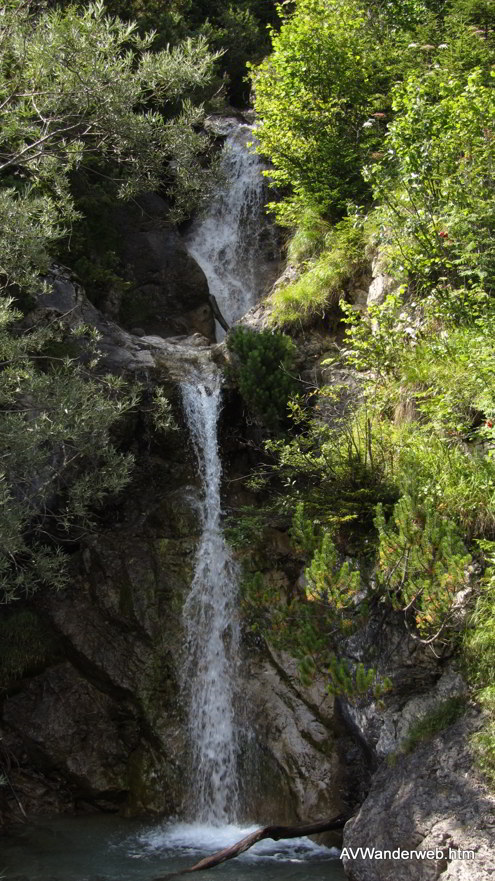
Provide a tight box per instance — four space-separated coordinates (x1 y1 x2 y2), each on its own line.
0 195 354 832
0 346 354 827
1 136 494 881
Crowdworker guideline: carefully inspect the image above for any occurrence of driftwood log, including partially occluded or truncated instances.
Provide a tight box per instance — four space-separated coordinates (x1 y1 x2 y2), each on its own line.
151 814 348 880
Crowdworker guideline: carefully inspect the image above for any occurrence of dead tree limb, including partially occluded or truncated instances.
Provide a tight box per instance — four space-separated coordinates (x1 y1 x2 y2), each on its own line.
209 294 230 333
151 814 348 880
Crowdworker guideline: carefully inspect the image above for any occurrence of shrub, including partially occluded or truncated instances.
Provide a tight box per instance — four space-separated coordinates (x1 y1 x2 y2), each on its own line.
367 62 495 295
464 563 495 689
227 327 299 429
265 406 399 548
252 0 400 222
375 495 471 643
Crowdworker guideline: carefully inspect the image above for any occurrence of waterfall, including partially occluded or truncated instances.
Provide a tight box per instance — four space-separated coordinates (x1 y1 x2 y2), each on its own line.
179 120 277 826
185 120 277 339
181 373 241 824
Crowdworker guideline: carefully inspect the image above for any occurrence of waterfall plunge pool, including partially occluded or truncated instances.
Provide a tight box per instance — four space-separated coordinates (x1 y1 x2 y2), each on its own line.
1 815 347 881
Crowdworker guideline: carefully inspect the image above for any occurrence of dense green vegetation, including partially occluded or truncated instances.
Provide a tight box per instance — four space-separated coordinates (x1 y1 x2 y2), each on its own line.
58 0 280 105
225 0 495 759
226 327 298 429
253 0 495 321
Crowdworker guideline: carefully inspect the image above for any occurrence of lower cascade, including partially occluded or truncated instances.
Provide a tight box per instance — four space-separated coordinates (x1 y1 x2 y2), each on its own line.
180 372 241 824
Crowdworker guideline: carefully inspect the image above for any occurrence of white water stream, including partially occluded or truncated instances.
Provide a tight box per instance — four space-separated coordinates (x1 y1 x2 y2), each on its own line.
181 375 240 824
185 119 275 338
179 120 274 826
175 123 342 881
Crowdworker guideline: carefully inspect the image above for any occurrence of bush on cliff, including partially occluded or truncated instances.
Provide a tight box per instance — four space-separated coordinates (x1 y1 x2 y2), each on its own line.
227 327 299 429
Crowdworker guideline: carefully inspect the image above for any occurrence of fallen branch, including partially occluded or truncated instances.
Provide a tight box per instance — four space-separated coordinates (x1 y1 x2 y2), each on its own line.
151 814 348 880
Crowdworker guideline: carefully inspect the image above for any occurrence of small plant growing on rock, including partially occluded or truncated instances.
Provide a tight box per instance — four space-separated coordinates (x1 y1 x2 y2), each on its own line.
402 696 466 754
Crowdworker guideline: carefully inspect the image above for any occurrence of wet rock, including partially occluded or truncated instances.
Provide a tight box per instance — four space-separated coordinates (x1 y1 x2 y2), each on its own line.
110 193 215 340
245 645 348 823
0 445 202 818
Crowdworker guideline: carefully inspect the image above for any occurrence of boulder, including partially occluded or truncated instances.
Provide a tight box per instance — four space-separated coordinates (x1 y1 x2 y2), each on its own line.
244 645 353 825
343 708 495 881
109 193 215 340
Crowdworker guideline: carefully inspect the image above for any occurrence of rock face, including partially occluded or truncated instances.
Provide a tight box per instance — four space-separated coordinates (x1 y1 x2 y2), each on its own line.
366 252 398 308
0 271 352 823
108 193 215 340
29 264 225 380
0 441 353 824
3 663 141 800
342 708 495 881
333 606 494 880
244 646 352 825
1 445 200 819
338 612 466 761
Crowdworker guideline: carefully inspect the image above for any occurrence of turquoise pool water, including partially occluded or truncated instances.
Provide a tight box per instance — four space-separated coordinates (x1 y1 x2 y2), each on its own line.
1 815 347 881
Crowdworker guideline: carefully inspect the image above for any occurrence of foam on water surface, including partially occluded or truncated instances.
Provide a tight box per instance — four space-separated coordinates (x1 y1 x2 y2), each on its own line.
131 821 340 863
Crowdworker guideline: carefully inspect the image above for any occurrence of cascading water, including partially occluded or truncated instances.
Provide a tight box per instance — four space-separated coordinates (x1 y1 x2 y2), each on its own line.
178 120 274 825
1 120 346 881
185 119 277 338
180 372 240 824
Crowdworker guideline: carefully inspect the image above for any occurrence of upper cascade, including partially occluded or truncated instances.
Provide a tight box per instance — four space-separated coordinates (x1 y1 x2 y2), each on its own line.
185 118 278 341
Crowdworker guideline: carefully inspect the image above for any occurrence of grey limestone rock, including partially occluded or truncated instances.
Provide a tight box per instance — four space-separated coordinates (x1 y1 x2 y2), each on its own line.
343 709 495 881
244 646 349 824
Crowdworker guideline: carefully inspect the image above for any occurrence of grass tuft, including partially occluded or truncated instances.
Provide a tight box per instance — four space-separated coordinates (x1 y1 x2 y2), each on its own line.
268 217 368 327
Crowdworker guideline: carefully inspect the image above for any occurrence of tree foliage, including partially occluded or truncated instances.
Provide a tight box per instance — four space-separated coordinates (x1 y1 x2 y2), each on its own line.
251 0 409 222
368 61 495 294
0 298 137 602
0 1 221 226
375 496 471 642
90 0 281 105
0 0 215 601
